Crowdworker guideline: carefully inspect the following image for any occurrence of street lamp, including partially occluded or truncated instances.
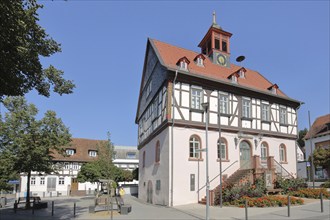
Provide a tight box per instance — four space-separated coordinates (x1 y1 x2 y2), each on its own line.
201 102 210 220
217 101 223 208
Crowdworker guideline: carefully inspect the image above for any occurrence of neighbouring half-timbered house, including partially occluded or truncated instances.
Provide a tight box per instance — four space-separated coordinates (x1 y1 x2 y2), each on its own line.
19 138 139 198
135 14 302 206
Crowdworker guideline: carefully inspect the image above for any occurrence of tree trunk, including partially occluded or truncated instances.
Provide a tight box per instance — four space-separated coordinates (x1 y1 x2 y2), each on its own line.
26 171 31 209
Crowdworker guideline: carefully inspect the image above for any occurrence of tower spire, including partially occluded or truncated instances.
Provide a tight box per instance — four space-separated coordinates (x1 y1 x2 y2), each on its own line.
212 11 217 25
212 11 221 29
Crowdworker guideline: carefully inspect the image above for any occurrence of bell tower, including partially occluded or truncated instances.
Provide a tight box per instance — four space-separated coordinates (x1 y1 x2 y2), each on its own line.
198 12 233 67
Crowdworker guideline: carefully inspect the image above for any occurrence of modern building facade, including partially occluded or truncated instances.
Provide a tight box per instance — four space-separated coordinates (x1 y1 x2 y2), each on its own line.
304 114 330 180
135 14 302 206
19 138 138 197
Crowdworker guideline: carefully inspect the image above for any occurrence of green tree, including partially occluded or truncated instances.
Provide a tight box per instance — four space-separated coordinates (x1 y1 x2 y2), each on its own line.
77 161 102 196
0 0 75 101
0 96 71 208
313 148 330 170
297 128 308 148
132 168 139 180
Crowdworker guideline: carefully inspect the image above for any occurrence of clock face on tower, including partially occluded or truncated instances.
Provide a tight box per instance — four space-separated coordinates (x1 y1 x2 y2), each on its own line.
217 54 227 66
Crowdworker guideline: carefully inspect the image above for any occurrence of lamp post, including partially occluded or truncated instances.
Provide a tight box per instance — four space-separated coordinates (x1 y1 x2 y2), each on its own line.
201 102 210 220
217 101 223 208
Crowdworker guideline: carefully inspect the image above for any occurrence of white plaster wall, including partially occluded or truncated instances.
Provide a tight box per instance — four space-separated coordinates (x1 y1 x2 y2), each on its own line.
172 128 240 206
138 128 170 206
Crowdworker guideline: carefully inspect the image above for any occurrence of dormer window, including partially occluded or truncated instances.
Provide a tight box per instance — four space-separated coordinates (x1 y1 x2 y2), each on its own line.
194 54 205 67
180 61 187 70
228 72 239 83
267 84 279 95
88 150 97 157
66 149 76 156
239 69 246 78
176 57 190 71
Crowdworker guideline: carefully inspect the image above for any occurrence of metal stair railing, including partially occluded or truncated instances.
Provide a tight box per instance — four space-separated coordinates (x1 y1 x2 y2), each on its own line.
197 160 238 193
274 159 294 179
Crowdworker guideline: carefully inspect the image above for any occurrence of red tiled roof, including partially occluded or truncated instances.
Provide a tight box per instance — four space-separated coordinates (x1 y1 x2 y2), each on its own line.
51 138 107 162
304 114 330 140
151 39 287 97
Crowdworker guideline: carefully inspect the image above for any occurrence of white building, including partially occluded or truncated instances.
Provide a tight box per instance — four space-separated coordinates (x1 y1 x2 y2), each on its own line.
19 138 138 197
304 114 330 180
135 15 302 206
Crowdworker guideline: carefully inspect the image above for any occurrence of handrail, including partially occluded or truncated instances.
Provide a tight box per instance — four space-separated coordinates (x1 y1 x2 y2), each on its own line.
197 160 238 193
273 159 294 179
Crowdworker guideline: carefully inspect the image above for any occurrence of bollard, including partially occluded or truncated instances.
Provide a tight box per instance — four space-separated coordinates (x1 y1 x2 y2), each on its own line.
32 201 35 215
287 195 290 217
245 199 248 220
51 201 54 216
74 202 76 218
320 192 323 213
14 200 17 213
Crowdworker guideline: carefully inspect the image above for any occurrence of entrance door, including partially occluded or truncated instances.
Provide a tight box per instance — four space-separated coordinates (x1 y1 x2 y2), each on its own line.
240 141 251 169
71 178 78 191
147 180 153 204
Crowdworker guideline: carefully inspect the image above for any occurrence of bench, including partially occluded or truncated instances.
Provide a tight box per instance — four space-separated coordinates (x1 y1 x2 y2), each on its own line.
266 188 283 195
16 196 47 209
116 197 131 215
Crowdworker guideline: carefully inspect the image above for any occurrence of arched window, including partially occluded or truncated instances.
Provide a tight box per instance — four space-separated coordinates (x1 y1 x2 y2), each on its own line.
155 141 160 163
260 142 269 161
142 151 146 168
217 138 228 160
189 135 201 159
279 144 286 162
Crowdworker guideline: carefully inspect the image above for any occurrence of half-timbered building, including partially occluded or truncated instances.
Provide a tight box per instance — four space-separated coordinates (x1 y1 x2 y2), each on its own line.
135 14 302 206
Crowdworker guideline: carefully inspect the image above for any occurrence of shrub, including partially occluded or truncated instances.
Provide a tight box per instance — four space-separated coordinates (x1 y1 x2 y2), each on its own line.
274 177 307 194
289 188 330 199
320 180 330 188
214 177 266 205
227 195 304 207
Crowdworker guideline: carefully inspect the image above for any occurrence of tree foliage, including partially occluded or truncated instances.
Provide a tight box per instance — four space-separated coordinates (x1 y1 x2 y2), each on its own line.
312 147 330 169
297 128 308 148
0 0 75 101
77 134 133 192
0 96 71 207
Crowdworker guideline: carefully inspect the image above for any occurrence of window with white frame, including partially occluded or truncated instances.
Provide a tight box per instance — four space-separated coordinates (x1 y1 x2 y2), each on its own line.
279 144 286 162
40 177 45 185
196 57 204 66
31 177 36 185
261 103 270 121
59 177 65 185
191 88 203 110
89 150 97 157
189 136 201 159
242 98 251 118
180 61 187 70
64 162 70 170
219 93 229 114
217 138 227 160
66 149 75 155
280 107 287 124
72 162 79 170
260 142 268 160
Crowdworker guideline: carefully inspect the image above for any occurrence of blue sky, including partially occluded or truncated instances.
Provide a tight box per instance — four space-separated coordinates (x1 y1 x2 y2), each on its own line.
5 0 330 146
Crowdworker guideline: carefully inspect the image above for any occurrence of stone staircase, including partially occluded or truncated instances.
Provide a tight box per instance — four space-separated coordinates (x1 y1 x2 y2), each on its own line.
198 168 254 205
223 168 253 187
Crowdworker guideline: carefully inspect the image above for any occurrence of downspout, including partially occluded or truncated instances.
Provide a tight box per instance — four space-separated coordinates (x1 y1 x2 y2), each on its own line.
170 70 178 207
